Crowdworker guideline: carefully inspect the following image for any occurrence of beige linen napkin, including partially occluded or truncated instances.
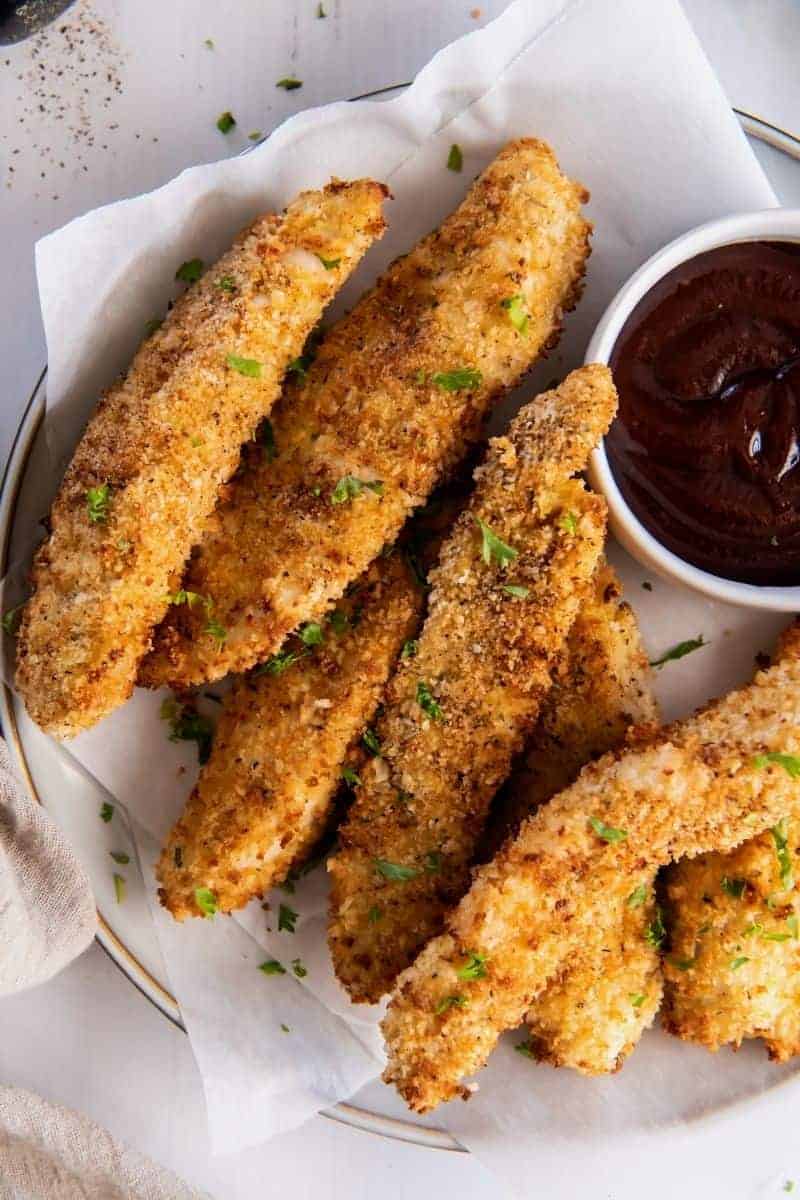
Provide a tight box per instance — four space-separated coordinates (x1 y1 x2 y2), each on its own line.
0 1087 207 1200
0 739 96 994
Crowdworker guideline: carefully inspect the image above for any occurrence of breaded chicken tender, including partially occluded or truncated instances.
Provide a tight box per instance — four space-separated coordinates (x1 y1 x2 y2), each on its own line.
328 366 616 1003
488 562 662 1075
158 552 421 919
382 623 800 1112
663 823 800 1060
140 139 592 690
16 179 388 739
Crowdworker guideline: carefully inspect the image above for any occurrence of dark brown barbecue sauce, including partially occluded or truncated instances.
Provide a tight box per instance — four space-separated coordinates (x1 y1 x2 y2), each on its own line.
607 241 800 585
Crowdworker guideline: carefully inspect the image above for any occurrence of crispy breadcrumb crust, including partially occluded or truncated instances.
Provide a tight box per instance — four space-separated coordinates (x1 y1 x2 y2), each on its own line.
328 366 616 1003
157 553 421 919
382 623 800 1112
140 139 592 689
16 179 388 738
663 824 800 1061
487 562 662 1075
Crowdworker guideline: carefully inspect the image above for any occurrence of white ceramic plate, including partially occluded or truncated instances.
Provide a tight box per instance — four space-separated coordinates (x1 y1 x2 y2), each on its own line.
2 105 800 1154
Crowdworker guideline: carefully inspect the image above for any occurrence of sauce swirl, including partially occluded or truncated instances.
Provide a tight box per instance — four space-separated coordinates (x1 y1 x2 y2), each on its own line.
608 241 800 585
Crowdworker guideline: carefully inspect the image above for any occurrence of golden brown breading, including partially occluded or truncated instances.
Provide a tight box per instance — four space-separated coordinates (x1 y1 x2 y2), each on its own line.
16 180 388 739
328 366 616 1003
489 561 662 1075
139 139 592 690
158 553 421 920
382 622 800 1112
663 824 800 1061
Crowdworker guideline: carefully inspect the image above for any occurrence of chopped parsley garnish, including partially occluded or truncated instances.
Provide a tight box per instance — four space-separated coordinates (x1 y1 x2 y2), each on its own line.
341 766 362 788
331 475 384 504
362 727 381 756
287 356 310 381
113 873 126 904
367 905 382 924
645 907 666 949
627 884 648 908
2 604 23 636
788 915 799 938
299 622 324 647
401 639 418 659
500 294 528 335
204 37 214 48
457 951 487 981
175 258 203 283
754 752 800 779
589 816 628 844
328 609 349 635
204 613 227 651
784 1184 795 1195
276 77 303 90
291 958 307 978
316 254 341 270
248 130 263 141
165 589 205 608
281 1023 290 1032
259 958 286 975
558 511 578 534
515 1040 535 1059
110 851 130 865
629 992 646 1008
144 317 163 336
216 110 236 134
721 876 747 899
670 957 695 971
160 696 214 764
86 483 111 524
226 353 263 378
424 851 442 874
771 819 795 890
261 419 277 462
374 858 419 882
278 903 298 933
416 680 443 722
256 649 307 676
475 516 518 568
215 275 236 292
730 955 749 970
435 994 468 1014
447 143 463 172
501 584 529 598
100 802 114 823
431 367 482 392
650 636 707 668
195 887 217 918
317 2 326 15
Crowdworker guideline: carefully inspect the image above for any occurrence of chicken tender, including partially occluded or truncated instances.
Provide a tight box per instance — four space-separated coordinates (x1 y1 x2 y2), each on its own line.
140 139 592 690
16 179 388 738
158 552 421 919
328 365 616 1003
489 562 662 1075
382 623 800 1112
663 823 800 1060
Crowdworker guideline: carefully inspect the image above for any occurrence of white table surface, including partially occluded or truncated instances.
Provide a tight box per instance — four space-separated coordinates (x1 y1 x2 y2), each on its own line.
2 2 800 1197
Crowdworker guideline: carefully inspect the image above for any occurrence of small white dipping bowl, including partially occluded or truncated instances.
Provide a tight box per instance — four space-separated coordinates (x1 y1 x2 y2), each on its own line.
587 207 800 612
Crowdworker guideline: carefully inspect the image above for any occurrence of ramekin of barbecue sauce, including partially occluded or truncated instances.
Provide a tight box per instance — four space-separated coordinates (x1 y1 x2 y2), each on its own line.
586 211 800 610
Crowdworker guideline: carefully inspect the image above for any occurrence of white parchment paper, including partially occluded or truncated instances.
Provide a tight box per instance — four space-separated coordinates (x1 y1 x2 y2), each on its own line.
29 0 796 1175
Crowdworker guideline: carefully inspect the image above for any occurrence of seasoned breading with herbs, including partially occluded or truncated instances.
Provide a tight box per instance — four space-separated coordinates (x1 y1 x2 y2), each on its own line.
157 552 422 920
663 821 800 1060
16 179 388 739
140 139 592 690
486 562 663 1075
328 366 616 1003
382 623 800 1112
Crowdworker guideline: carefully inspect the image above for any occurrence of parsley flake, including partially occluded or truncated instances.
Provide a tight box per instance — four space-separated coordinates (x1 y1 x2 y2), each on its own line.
589 816 628 844
558 511 579 534
374 858 419 882
317 2 326 15
113 873 126 904
259 958 286 975
447 143 463 172
502 584 529 598
500 294 529 335
670 957 696 971
515 1040 535 1059
255 649 307 676
248 130 263 141
789 915 799 939
144 317 163 336
215 275 236 292
226 353 263 378
627 884 648 908
110 851 130 865
721 876 747 899
341 766 362 788
457 951 487 981
175 258 203 283
299 622 324 647
260 419 277 462
328 609 349 635
278 903 298 933
650 636 707 668
276 77 303 91
436 994 468 1014
629 992 646 1008
368 905 382 924
771 819 795 890
291 958 307 978
316 254 341 270
431 367 482 392
362 727 381 756
401 639 418 659
86 483 111 524
645 908 666 949
424 851 442 874
100 802 114 824
195 887 217 918
730 955 750 970
204 613 227 651
160 696 214 764
475 516 517 568
216 111 236 134
416 679 444 722
331 475 383 504
754 752 800 779
2 604 23 636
